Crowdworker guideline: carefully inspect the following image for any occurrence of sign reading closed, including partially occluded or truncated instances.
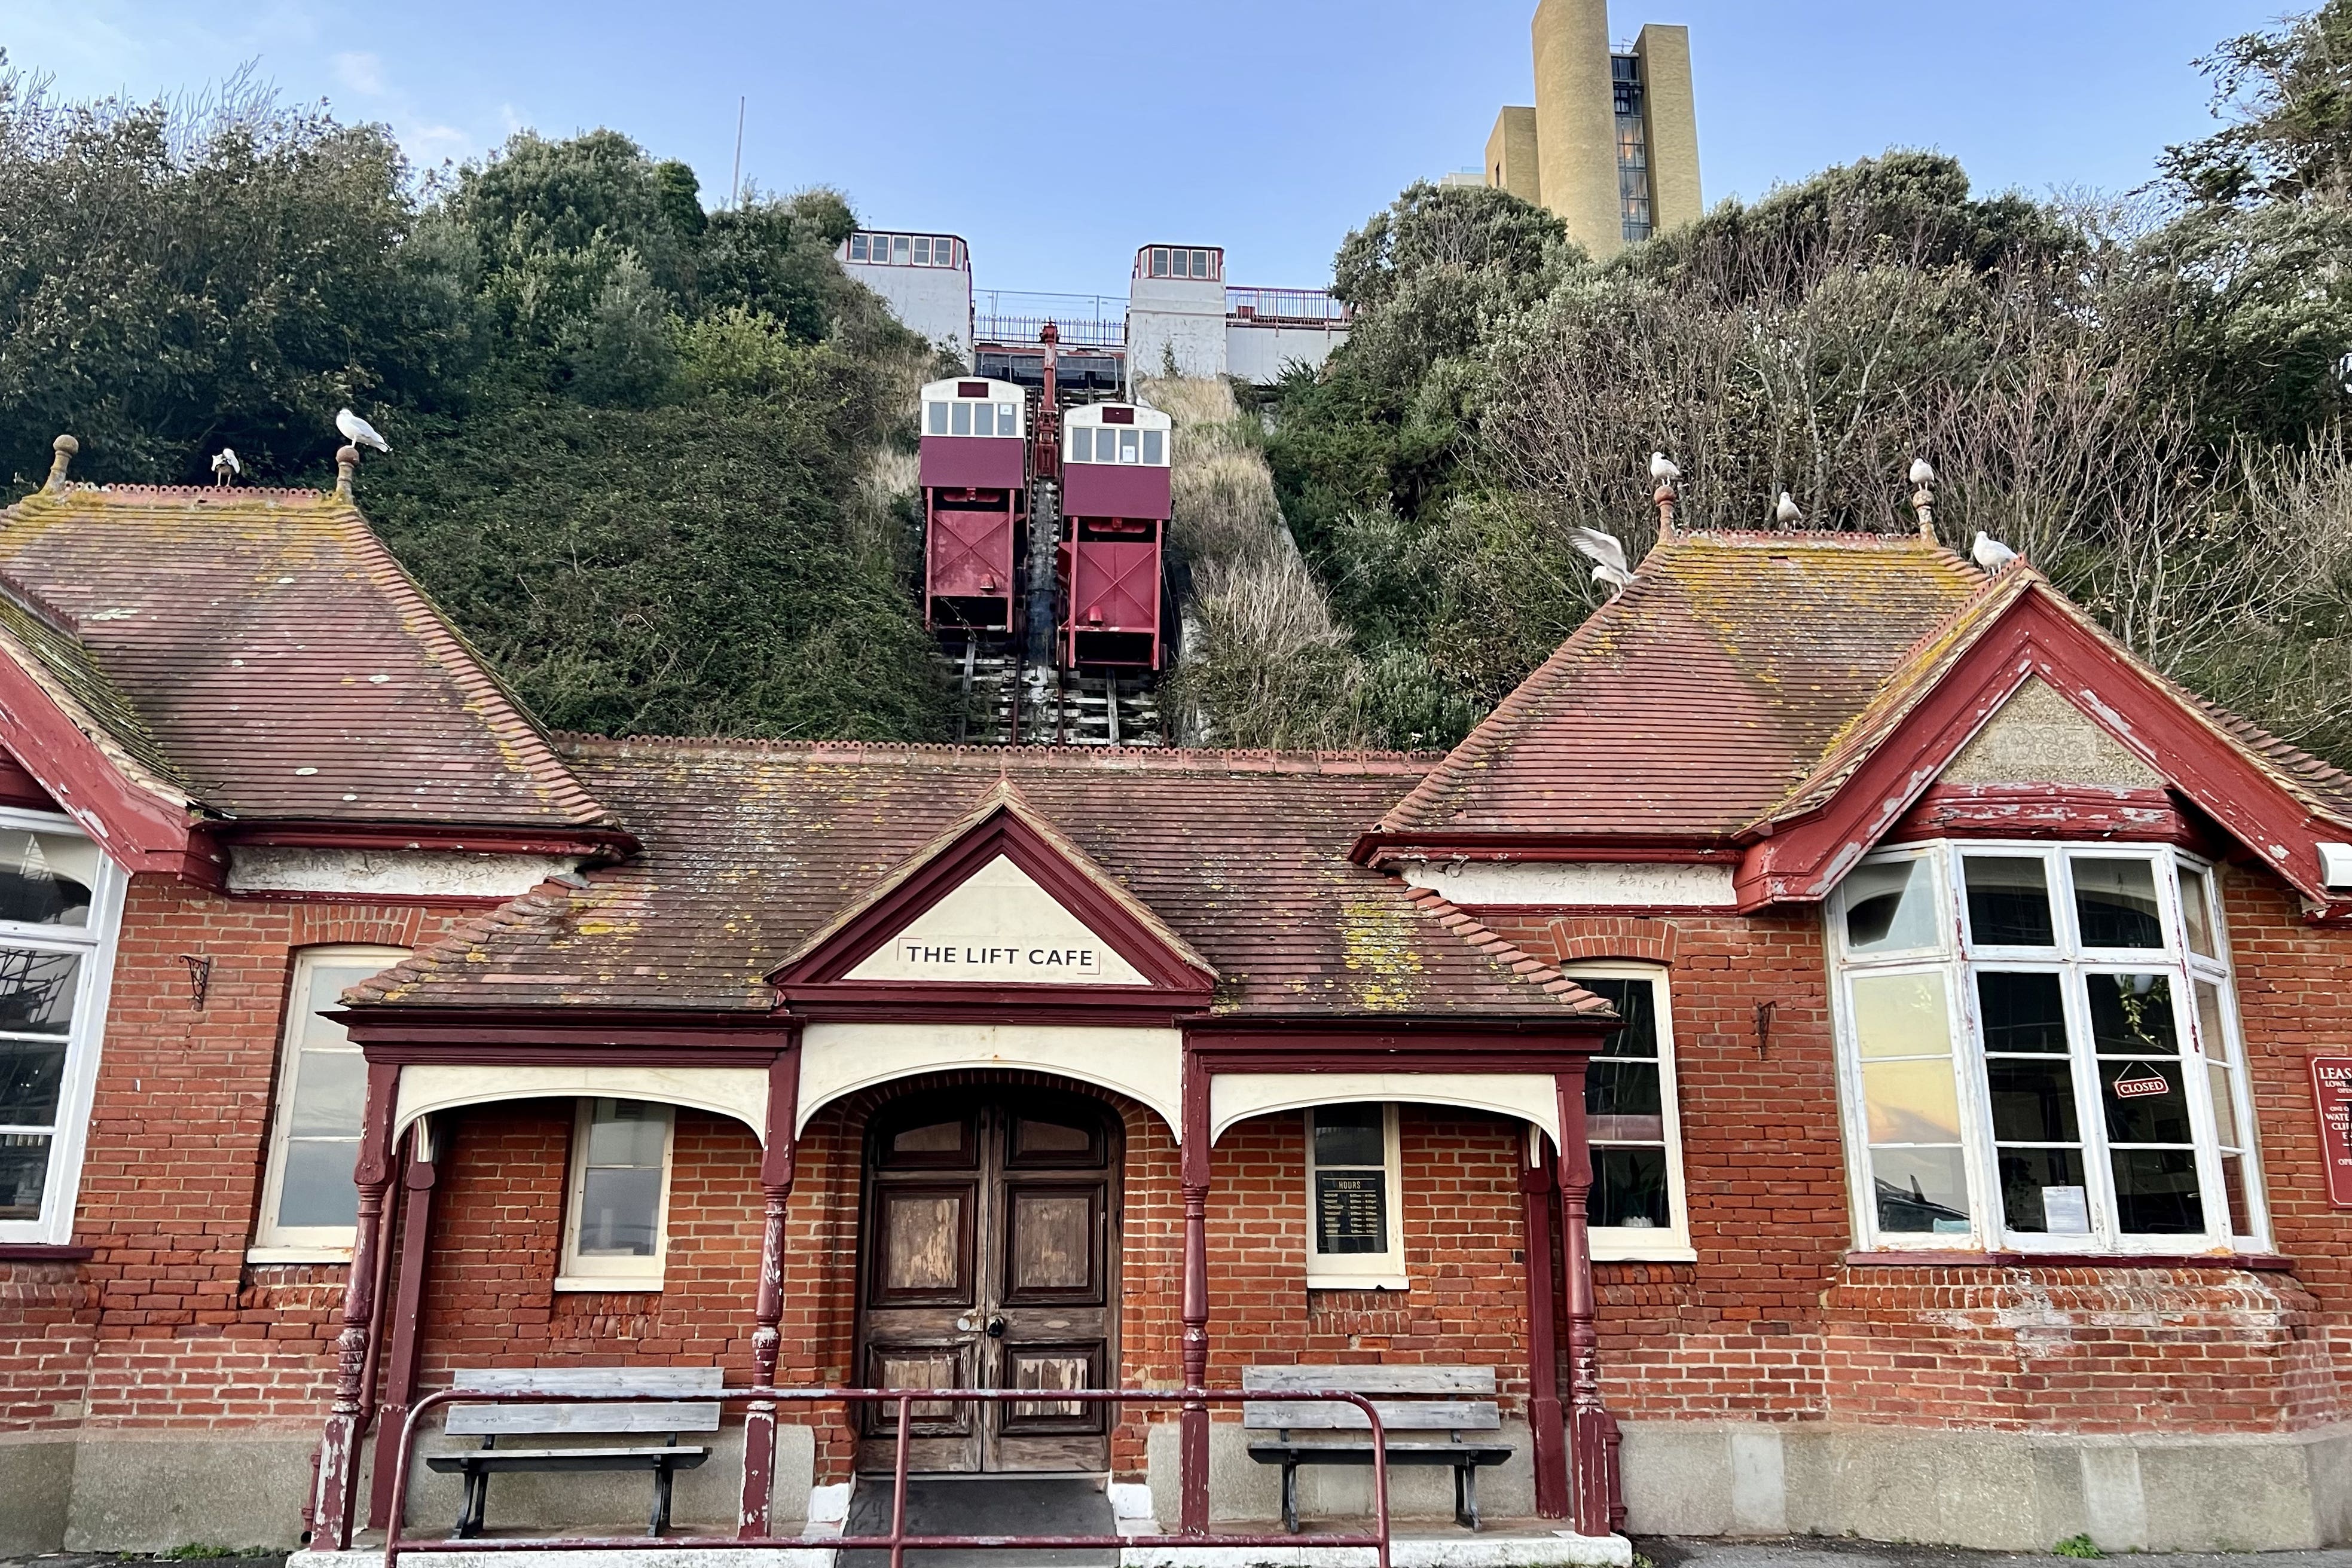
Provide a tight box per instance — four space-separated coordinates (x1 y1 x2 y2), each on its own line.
2315 1058 2352 1208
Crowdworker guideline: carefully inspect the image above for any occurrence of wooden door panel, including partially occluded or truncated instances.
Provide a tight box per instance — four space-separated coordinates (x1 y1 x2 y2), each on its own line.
870 1184 976 1307
866 1344 978 1432
1000 1345 1104 1432
1003 1185 1103 1304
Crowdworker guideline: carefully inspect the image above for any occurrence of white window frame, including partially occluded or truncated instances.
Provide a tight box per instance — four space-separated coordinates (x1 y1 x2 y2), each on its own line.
0 806 127 1248
1303 1102 1406 1291
1563 963 1694 1262
1828 840 2269 1256
557 1098 675 1291
248 943 410 1262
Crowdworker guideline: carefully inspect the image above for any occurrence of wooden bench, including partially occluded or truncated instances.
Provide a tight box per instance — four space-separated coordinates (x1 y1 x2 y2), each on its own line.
1244 1366 1514 1533
427 1367 722 1539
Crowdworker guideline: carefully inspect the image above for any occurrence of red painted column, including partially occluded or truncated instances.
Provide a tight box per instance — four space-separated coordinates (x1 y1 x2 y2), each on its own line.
1520 1133 1568 1517
741 1048 802 1538
367 1121 441 1532
1555 1067 1615 1537
313 1059 401 1549
1178 1050 1212 1535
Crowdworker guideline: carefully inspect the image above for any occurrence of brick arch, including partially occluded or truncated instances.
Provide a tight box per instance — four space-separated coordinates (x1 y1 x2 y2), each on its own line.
1545 915 1680 967
291 904 427 950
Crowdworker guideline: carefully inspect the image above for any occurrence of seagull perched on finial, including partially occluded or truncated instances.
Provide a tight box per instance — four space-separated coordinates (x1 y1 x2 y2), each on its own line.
210 447 239 487
1571 525 1633 594
1972 530 2018 571
1650 451 1680 485
1909 457 1936 488
335 408 389 453
1774 490 1803 526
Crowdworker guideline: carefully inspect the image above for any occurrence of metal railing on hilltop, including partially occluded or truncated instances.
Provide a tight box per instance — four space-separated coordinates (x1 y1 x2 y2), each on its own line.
1226 286 1352 325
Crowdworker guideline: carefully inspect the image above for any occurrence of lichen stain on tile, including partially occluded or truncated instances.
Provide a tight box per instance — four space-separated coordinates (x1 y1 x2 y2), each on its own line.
1339 898 1426 1010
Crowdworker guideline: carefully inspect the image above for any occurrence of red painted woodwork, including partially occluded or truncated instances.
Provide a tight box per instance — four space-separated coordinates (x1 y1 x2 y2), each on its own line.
741 1049 801 1537
218 821 636 858
0 669 197 873
0 746 59 810
1060 463 1171 521
313 1058 401 1549
1884 783 2207 847
919 435 1026 492
368 1129 439 1532
1520 1142 1568 1517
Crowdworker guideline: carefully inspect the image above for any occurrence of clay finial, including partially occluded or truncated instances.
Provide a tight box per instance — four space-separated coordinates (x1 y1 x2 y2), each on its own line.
334 444 361 501
45 435 78 493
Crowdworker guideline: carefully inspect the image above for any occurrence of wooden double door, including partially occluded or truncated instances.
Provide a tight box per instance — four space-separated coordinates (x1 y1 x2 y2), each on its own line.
854 1089 1122 1473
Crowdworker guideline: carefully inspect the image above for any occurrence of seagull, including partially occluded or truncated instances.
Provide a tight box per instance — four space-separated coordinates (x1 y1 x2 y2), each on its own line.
1571 525 1633 593
1908 457 1936 487
1774 490 1803 525
210 447 239 487
335 408 389 453
1972 530 2018 571
1649 451 1681 485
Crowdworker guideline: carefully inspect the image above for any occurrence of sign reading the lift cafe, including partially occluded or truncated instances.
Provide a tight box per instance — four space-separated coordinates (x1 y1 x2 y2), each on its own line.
2314 1058 2352 1208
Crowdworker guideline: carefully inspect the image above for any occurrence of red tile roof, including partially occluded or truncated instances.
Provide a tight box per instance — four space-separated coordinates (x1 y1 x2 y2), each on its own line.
0 482 615 832
353 741 1613 1020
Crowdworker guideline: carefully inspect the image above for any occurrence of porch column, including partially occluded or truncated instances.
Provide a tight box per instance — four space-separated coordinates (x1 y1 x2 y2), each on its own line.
313 1059 402 1549
1178 1052 1212 1535
1554 1067 1615 1537
740 1048 802 1538
367 1120 441 1532
1520 1133 1568 1517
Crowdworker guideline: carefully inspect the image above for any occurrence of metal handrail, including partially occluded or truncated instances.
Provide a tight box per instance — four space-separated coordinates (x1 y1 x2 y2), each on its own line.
381 1384 1393 1568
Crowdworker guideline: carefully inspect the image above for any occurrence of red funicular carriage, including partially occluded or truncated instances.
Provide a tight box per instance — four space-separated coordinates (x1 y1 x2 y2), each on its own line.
919 377 1030 634
1057 402 1174 670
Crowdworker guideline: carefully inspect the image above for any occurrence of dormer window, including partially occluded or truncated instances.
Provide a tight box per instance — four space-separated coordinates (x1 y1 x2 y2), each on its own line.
1829 842 2265 1255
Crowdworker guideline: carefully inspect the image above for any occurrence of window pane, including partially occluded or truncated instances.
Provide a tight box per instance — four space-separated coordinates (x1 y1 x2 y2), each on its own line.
1071 427 1092 463
1578 977 1658 1058
287 1047 365 1138
1586 1059 1662 1141
849 234 868 261
2111 1148 2203 1234
1844 860 1939 953
891 235 910 263
0 832 97 927
587 1101 669 1168
276 1136 361 1228
1119 430 1138 463
1193 250 1212 277
1311 1104 1383 1167
1851 971 1951 1059
2100 1066 2193 1144
998 402 1019 431
926 402 946 435
1593 1145 1669 1228
1314 1170 1386 1254
578 1166 662 1255
2072 858 2164 949
2220 1152 2254 1236
1987 1059 2079 1143
297 962 384 1049
1861 1059 1962 1142
1870 1146 1970 1233
1977 971 2067 1053
1997 1147 2090 1233
1142 429 1163 464
1963 856 2054 947
0 1038 66 1126
973 402 994 437
0 948 78 1036
2207 1062 2241 1152
2194 980 2231 1065
2178 866 2216 956
912 236 930 265
951 401 971 436
1151 247 1168 276
0 1130 50 1219
2085 973 2179 1056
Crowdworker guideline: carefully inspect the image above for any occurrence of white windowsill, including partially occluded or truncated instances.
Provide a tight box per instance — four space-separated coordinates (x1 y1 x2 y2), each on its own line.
554 1274 664 1294
1592 1242 1697 1264
1306 1274 1410 1292
246 1245 355 1264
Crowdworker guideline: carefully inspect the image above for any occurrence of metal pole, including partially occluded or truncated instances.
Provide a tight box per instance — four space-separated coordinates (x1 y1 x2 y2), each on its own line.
890 1393 914 1568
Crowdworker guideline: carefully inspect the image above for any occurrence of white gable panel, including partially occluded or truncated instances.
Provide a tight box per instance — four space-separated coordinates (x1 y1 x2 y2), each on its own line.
844 853 1148 985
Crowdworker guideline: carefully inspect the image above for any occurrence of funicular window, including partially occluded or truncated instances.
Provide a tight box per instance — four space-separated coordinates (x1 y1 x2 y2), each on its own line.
926 401 948 435
1141 430 1163 465
973 402 994 437
1118 430 1138 463
998 401 1019 433
1070 427 1091 463
951 401 972 436
892 235 911 264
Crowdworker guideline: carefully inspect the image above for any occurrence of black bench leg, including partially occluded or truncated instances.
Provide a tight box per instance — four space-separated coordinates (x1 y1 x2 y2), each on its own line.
649 1459 675 1538
1455 1462 1481 1532
1282 1460 1299 1535
454 1468 487 1539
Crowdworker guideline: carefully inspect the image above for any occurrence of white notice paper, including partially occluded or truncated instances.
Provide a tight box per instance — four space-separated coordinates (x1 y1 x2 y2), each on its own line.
2042 1185 2091 1233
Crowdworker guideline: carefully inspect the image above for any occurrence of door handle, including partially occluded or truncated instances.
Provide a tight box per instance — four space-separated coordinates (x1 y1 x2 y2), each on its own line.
985 1315 1007 1337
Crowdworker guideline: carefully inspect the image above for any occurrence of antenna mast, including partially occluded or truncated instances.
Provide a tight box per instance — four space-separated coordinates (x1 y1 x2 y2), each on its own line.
730 96 746 209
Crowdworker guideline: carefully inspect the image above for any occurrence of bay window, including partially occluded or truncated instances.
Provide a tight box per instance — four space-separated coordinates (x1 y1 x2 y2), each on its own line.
1830 842 2266 1254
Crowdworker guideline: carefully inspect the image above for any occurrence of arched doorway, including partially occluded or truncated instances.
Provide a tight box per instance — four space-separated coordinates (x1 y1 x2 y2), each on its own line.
853 1086 1123 1474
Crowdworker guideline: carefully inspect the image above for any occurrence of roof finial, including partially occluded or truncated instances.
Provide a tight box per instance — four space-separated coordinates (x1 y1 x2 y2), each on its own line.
1649 451 1680 537
334 444 361 501
45 435 77 493
1908 456 1938 542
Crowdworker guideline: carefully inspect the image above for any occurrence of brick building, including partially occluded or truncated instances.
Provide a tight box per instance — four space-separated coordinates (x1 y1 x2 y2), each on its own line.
1 443 2348 1556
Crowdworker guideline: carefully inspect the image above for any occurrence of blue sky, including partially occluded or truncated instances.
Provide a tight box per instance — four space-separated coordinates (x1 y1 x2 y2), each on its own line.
4 1 2284 298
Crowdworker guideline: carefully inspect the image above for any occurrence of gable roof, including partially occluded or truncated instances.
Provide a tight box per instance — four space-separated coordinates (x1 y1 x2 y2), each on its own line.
0 481 618 837
351 741 1613 1021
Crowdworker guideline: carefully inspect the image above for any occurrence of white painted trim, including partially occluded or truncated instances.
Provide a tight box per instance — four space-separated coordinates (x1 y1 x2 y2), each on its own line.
394 1064 771 1142
253 944 413 1253
0 808 127 1248
1398 860 1737 910
1560 963 1694 1262
796 1022 1181 1136
226 846 582 898
558 1098 673 1288
244 1245 355 1265
1209 1073 1560 1147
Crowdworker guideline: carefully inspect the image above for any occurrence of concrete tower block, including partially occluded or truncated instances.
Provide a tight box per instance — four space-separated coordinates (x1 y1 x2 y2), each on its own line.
1636 22 1703 232
1531 0 1621 258
1486 105 1542 204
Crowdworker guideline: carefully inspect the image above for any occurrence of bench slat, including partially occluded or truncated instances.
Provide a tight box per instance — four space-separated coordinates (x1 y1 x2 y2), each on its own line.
1242 1367 1495 1396
445 1367 723 1436
1243 1399 1500 1432
427 1447 711 1472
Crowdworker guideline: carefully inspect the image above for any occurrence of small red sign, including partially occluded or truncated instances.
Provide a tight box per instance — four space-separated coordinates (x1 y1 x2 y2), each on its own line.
2112 1070 2170 1100
2314 1058 2352 1209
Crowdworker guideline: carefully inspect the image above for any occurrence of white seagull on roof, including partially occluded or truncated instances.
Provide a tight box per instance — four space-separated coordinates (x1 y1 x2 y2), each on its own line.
335 408 390 453
1972 530 2018 571
1649 451 1680 484
1909 457 1936 487
1774 490 1803 525
1571 525 1633 593
210 447 239 485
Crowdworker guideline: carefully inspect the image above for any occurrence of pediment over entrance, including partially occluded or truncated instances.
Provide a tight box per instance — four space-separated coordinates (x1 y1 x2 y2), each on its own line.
772 782 1217 1008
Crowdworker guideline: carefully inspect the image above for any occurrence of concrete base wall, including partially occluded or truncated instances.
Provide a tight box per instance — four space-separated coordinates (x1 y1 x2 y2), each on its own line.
62 1433 319 1552
0 1437 75 1555
1144 1418 1537 1527
1621 1419 2352 1552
